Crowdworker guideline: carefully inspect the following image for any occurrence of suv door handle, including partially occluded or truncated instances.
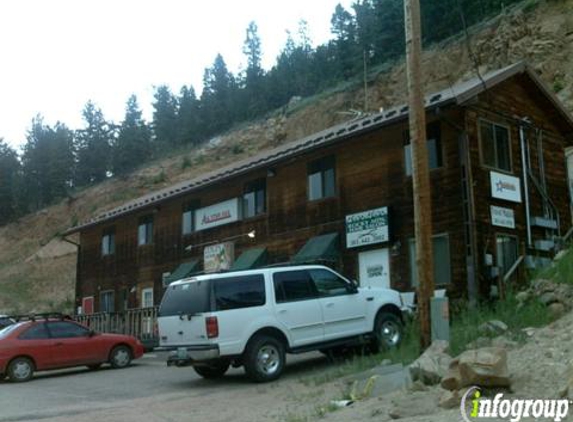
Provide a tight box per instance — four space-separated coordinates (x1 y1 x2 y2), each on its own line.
278 309 287 314
325 303 334 308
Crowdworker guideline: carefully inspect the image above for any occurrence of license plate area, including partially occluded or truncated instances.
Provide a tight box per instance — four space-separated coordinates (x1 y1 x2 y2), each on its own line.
177 347 188 359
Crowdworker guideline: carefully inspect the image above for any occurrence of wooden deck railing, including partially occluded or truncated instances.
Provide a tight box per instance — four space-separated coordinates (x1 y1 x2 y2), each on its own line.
74 306 158 344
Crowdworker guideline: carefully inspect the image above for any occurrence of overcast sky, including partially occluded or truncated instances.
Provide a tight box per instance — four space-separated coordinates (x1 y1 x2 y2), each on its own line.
0 0 354 150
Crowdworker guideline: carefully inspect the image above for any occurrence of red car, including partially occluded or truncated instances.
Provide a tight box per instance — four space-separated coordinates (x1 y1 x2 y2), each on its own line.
0 317 144 382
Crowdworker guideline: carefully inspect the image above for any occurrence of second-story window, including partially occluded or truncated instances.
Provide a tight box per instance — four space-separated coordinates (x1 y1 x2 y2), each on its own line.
182 208 194 235
243 179 266 218
404 121 442 176
480 120 511 172
308 156 336 201
138 215 154 246
101 228 116 256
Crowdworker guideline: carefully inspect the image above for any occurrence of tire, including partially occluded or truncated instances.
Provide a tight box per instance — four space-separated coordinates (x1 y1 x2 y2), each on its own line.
243 335 285 383
7 357 34 383
371 312 403 353
193 360 230 379
109 345 132 369
87 364 102 371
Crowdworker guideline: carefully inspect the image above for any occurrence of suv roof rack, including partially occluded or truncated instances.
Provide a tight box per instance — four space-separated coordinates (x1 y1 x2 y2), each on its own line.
10 312 73 323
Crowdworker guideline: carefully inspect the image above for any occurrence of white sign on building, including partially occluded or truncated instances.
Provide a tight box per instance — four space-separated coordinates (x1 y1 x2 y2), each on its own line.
490 205 515 229
195 198 241 231
204 242 235 273
490 171 522 203
345 206 389 249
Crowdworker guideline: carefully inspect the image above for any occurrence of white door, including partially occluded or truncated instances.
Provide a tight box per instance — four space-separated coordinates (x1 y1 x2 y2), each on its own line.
272 270 324 347
358 248 390 288
142 288 154 308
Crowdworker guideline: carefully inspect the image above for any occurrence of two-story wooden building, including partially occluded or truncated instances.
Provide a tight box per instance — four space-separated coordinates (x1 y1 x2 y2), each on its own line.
64 62 573 314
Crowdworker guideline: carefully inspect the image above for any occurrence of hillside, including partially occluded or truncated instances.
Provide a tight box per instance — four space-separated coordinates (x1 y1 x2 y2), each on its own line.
1 0 572 314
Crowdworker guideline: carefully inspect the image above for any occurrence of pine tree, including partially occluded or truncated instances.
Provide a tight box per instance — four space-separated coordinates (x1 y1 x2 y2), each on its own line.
177 85 202 146
112 95 152 176
0 140 22 225
201 54 236 135
152 85 179 149
75 101 113 186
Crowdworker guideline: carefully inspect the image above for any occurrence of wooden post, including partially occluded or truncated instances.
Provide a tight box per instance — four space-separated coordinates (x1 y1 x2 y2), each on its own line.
404 0 435 349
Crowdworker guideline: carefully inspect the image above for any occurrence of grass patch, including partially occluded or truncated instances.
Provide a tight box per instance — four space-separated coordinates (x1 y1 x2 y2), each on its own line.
449 291 550 356
533 248 573 285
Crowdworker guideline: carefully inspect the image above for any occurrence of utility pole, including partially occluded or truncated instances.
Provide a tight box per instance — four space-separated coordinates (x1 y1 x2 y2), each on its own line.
404 0 435 349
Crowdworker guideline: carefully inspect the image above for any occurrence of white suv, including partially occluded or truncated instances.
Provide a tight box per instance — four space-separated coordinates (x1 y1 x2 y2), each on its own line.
158 265 405 382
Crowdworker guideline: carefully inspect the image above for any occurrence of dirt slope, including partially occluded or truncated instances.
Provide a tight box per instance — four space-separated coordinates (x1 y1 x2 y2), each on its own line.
1 0 572 313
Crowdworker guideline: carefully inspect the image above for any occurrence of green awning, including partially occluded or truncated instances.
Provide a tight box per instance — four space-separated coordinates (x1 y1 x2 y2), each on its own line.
163 260 200 286
230 248 268 271
291 233 339 264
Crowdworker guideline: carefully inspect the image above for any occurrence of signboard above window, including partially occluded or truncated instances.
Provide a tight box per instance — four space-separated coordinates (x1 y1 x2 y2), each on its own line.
345 206 389 248
490 171 522 203
195 198 241 231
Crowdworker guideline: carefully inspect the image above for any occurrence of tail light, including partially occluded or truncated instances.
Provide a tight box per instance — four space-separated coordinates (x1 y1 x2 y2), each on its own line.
205 316 219 339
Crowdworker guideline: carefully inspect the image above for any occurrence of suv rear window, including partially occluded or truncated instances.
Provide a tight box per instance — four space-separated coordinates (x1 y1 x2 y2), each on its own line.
159 280 212 317
214 275 265 311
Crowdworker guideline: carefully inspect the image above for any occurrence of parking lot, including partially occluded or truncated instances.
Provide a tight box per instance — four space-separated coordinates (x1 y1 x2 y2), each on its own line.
0 351 333 422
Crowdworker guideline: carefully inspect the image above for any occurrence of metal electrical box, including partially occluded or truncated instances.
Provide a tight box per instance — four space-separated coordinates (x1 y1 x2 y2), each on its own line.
431 296 450 342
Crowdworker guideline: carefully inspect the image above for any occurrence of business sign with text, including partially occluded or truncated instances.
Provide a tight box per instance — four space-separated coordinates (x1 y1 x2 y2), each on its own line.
195 198 241 231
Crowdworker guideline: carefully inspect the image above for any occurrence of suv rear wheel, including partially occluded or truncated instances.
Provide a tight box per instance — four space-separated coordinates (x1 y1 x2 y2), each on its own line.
243 335 285 382
193 359 230 379
372 312 403 352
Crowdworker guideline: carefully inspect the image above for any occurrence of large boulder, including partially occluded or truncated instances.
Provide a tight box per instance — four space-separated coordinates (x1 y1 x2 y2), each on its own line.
457 347 510 388
409 340 452 385
478 320 508 336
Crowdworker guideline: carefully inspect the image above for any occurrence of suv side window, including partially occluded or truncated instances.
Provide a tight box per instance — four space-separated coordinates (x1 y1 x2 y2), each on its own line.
47 321 90 338
19 323 50 340
214 275 266 311
310 269 353 297
273 270 317 303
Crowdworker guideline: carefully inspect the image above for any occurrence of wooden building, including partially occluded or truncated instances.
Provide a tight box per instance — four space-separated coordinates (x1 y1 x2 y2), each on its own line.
64 62 573 314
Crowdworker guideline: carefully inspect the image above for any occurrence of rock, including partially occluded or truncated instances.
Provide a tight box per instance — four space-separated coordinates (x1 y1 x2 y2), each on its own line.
380 359 392 366
522 327 536 337
409 340 452 385
466 336 492 349
439 390 459 409
491 336 518 350
515 291 530 303
539 292 559 306
409 380 429 392
441 362 462 391
554 250 567 261
457 347 511 388
478 320 508 336
548 302 566 319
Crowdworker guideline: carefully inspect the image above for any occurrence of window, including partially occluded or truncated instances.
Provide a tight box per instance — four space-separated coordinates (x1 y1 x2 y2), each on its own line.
310 269 352 297
480 121 511 172
273 270 317 303
47 321 89 338
138 215 154 246
308 156 336 201
100 290 115 313
214 275 265 310
496 235 519 277
101 228 116 256
142 288 154 308
182 209 193 235
19 323 50 340
243 179 266 218
159 280 211 317
404 122 442 176
409 234 451 287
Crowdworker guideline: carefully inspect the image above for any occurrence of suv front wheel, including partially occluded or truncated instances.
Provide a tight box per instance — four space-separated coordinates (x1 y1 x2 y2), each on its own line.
372 312 403 352
243 335 285 382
